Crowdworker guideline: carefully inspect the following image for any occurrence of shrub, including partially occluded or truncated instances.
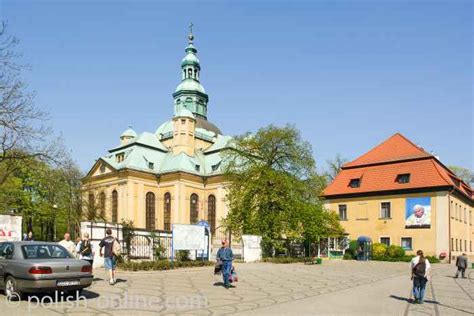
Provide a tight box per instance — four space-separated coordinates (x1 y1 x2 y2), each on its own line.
262 257 310 264
386 245 405 258
118 259 213 271
372 243 388 259
176 250 190 261
426 256 440 263
343 252 354 260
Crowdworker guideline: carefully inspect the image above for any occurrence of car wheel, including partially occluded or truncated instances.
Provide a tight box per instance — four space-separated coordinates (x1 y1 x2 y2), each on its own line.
5 276 22 301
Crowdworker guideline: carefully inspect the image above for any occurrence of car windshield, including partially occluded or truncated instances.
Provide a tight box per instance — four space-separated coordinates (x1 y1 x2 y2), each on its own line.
21 244 72 259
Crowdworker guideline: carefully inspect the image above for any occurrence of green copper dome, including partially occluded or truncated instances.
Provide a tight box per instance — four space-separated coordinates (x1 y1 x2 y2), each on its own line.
121 126 137 138
175 79 206 94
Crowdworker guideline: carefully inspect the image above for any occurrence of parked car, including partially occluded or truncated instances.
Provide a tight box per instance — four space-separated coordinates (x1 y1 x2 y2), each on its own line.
0 241 93 299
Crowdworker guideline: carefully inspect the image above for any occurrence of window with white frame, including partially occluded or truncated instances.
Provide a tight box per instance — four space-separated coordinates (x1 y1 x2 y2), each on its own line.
401 237 412 250
338 204 347 221
380 202 391 219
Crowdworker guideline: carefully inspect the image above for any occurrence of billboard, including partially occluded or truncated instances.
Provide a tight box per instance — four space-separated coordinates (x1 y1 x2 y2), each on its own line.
172 224 205 251
405 197 431 228
0 215 22 241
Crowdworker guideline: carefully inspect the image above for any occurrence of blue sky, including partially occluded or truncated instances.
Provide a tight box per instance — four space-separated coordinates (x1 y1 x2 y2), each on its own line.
2 1 472 173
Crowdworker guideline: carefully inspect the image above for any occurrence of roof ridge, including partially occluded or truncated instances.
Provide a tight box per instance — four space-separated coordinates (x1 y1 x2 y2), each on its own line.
343 133 432 168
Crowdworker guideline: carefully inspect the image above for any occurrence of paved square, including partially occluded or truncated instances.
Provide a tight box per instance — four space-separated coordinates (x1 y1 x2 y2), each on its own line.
0 261 472 315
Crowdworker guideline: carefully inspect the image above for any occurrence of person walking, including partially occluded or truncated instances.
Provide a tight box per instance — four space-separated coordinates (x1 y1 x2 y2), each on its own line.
216 240 234 289
455 253 468 279
410 250 431 304
76 232 95 269
59 232 76 257
24 231 34 241
99 228 120 285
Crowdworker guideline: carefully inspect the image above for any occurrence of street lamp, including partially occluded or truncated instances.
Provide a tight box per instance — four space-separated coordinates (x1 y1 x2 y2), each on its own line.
53 204 58 241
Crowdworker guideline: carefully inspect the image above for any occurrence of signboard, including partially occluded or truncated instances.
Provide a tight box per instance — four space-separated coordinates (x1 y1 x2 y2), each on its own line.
242 235 261 249
0 215 22 241
242 235 262 262
172 224 205 250
405 197 431 228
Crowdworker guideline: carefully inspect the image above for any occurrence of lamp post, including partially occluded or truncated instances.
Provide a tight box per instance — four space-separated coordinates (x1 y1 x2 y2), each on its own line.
53 204 58 241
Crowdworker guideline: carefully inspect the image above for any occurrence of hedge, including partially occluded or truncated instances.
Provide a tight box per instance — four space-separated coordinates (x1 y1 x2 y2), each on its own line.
118 260 214 271
262 257 312 264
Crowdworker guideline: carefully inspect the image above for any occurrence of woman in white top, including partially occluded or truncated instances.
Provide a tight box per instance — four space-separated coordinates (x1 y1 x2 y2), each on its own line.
410 249 431 304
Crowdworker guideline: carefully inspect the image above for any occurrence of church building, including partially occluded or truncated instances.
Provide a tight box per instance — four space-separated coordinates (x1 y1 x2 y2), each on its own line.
81 30 231 235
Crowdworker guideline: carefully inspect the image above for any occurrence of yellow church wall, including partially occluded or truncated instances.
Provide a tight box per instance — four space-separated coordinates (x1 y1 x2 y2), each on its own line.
324 192 442 256
82 168 229 232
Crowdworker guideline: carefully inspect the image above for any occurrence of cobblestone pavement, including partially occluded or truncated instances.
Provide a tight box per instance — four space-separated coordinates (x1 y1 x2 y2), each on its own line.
0 261 472 315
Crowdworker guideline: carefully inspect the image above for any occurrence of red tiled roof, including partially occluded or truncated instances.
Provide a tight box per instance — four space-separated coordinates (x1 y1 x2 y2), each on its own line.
323 133 473 201
343 133 432 168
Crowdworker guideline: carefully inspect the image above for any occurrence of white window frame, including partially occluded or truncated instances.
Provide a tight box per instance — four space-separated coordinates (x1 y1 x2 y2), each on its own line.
380 201 391 219
338 204 348 221
379 236 391 246
400 237 413 250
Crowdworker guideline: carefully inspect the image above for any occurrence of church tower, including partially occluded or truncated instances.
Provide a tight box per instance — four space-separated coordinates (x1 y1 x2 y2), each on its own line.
172 24 209 119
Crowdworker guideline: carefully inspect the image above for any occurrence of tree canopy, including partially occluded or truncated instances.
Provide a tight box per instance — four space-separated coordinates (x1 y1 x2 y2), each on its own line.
223 125 343 255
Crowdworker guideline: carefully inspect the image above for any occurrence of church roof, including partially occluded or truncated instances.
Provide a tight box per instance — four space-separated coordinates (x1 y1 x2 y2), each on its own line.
87 26 232 179
120 126 137 138
175 79 206 94
100 141 228 177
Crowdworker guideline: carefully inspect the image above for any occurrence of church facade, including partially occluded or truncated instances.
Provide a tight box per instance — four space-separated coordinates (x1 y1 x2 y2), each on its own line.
81 30 231 234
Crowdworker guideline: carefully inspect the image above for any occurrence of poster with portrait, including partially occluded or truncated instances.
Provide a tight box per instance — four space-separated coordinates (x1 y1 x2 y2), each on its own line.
405 197 431 228
0 215 22 241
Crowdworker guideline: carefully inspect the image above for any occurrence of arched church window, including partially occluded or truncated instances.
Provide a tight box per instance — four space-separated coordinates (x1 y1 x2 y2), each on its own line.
190 193 199 224
146 192 156 231
112 190 118 223
208 195 216 234
88 192 95 219
164 193 171 231
99 192 106 219
188 68 192 78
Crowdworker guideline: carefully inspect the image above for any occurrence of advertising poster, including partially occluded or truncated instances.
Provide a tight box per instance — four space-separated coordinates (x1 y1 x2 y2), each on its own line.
0 215 22 241
405 197 431 228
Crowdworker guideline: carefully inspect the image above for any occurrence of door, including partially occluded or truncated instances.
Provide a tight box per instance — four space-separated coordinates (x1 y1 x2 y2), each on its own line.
0 242 14 288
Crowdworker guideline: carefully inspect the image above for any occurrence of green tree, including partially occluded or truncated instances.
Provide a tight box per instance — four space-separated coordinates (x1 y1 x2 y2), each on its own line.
448 165 473 185
224 125 343 255
325 153 347 182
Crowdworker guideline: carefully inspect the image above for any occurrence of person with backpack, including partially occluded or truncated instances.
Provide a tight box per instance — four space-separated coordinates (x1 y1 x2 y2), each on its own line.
76 232 94 268
410 249 431 304
99 228 121 285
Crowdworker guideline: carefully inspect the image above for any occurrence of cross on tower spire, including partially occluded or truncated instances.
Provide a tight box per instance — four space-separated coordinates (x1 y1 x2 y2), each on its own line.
188 22 194 44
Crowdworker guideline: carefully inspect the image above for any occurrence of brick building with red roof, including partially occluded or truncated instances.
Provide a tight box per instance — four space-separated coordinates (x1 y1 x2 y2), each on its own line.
323 133 473 260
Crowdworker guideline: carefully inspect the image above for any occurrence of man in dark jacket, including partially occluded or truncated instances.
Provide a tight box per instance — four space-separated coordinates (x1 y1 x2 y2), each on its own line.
216 240 233 289
455 253 468 279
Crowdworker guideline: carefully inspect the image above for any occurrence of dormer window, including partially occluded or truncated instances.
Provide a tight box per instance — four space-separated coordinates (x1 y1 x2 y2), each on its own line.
148 162 154 170
116 153 125 163
349 178 361 188
396 173 410 184
195 164 200 172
